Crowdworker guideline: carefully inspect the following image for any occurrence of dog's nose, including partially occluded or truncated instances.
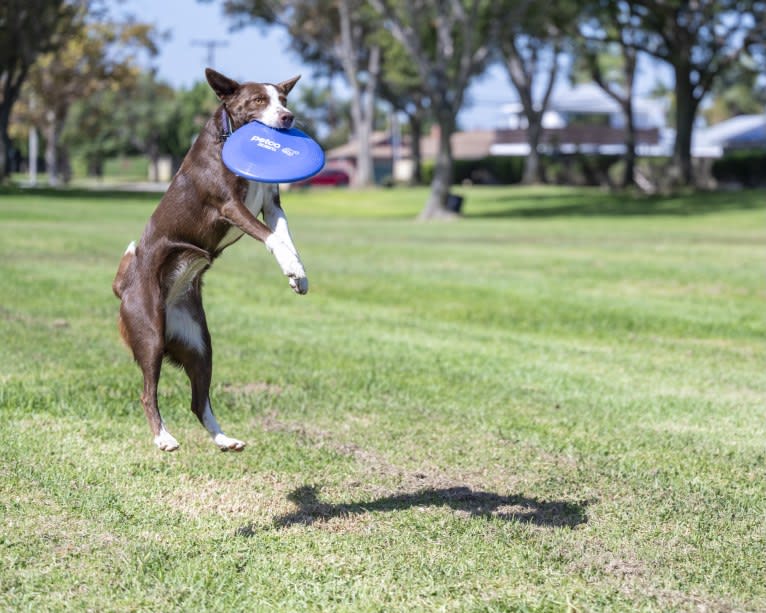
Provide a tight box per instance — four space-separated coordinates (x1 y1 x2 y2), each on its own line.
280 112 294 129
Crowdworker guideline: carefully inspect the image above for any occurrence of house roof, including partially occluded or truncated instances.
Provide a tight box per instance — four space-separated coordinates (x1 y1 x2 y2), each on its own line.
694 114 766 148
326 127 497 162
551 83 620 114
502 82 668 129
420 129 496 160
326 131 392 159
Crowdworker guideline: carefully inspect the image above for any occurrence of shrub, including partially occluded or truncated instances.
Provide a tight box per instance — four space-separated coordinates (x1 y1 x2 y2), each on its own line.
420 157 524 186
712 150 766 187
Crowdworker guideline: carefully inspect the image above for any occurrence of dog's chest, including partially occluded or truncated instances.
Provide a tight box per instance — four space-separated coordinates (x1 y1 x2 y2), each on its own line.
216 181 273 250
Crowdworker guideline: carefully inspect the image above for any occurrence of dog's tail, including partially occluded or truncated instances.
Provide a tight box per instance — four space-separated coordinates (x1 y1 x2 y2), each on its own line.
112 241 136 299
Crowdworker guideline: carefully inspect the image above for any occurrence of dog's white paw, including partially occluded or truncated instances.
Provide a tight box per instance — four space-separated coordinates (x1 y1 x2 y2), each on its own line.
154 429 180 452
279 250 305 281
213 433 246 452
289 275 309 295
265 236 308 294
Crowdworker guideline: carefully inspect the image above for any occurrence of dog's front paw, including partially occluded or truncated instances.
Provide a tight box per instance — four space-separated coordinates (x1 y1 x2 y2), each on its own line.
265 236 308 295
289 275 309 295
213 433 246 452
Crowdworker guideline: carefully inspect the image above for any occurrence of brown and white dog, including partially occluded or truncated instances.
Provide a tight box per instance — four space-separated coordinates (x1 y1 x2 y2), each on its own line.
112 69 308 452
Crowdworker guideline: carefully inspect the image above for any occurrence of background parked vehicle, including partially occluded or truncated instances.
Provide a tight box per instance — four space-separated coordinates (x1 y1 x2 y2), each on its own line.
294 168 350 187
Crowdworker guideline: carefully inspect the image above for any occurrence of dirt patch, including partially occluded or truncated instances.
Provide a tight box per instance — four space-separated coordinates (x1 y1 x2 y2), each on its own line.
566 540 745 612
2 479 127 565
567 539 648 579
162 473 295 520
259 413 578 496
260 412 406 481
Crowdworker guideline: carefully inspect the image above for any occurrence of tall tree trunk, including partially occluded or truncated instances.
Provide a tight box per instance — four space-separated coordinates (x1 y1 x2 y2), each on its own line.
420 113 457 220
351 101 374 187
585 38 638 189
522 117 544 185
86 155 103 178
673 71 697 185
408 111 423 185
0 110 11 179
338 0 380 187
673 64 697 186
44 111 60 186
503 40 560 186
0 75 24 181
147 141 160 182
622 101 636 188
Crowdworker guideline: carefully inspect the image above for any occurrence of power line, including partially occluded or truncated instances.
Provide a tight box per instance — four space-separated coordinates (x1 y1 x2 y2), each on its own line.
191 39 229 69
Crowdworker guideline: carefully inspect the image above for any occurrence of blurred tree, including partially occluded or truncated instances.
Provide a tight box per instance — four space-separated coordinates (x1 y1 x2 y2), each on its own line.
647 78 675 128
220 0 382 187
160 80 220 167
19 4 159 184
702 60 766 124
376 25 431 185
62 71 178 179
0 0 79 180
496 0 576 185
290 83 354 150
575 2 642 188
605 0 766 185
336 0 381 186
61 87 127 177
368 0 501 218
119 71 176 180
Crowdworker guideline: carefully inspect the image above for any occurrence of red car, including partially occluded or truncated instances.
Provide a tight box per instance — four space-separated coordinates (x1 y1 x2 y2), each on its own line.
295 168 350 187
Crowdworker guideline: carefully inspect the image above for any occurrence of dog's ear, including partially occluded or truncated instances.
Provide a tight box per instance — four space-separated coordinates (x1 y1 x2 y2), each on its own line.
277 75 301 96
205 68 240 99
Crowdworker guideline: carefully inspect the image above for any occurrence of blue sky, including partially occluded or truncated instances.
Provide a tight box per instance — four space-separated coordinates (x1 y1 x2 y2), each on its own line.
118 0 670 130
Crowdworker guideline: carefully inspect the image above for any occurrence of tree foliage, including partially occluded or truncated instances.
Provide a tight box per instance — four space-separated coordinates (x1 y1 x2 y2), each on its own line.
702 56 766 124
62 72 178 178
575 2 643 188
599 0 766 184
368 0 500 218
6 0 764 196
221 0 384 186
18 5 160 183
0 0 80 179
496 0 574 185
290 84 354 150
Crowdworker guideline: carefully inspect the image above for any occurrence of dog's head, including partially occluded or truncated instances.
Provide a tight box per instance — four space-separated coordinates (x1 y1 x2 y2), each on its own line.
205 68 300 131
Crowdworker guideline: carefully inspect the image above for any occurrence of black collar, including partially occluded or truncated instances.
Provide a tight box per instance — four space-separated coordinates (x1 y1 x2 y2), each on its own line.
219 107 233 143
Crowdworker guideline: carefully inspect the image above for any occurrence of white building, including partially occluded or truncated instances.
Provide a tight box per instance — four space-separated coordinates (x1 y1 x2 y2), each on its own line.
494 83 766 159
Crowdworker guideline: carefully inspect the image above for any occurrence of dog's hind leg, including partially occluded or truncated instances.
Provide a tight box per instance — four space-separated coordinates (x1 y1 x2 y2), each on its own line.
119 288 179 451
166 294 245 452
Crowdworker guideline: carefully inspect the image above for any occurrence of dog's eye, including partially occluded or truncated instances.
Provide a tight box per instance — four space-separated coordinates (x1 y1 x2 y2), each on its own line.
255 96 267 104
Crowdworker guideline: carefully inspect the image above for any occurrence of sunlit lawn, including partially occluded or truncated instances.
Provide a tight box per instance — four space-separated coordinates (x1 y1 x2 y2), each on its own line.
1 184 764 611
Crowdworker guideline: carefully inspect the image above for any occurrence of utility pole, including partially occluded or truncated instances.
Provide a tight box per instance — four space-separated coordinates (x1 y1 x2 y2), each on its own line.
191 39 229 69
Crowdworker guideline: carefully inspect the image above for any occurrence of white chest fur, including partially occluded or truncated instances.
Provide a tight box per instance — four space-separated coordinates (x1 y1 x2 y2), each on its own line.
216 181 275 250
164 255 209 353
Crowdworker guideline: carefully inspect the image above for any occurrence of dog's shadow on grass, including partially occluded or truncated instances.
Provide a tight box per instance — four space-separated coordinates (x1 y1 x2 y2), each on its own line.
237 485 588 535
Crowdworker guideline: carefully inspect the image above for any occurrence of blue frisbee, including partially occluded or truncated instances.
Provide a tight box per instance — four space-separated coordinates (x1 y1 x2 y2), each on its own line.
222 121 325 183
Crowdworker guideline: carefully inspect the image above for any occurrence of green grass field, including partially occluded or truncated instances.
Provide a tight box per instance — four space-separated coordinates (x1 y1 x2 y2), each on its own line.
1 184 764 612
